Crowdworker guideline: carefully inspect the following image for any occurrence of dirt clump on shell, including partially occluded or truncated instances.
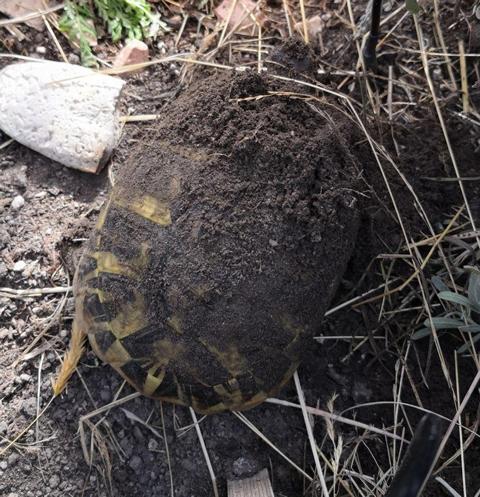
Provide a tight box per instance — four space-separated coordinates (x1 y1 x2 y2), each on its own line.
88 59 363 409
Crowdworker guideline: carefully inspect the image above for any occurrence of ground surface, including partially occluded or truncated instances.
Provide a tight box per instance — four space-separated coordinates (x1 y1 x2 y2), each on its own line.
1 1 480 497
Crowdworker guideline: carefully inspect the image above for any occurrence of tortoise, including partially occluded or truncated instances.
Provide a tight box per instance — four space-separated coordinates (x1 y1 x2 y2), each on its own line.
71 67 360 415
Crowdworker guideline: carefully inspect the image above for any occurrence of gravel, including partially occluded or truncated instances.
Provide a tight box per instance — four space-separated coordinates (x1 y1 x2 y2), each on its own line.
48 475 60 489
128 455 143 472
12 261 26 272
10 195 25 210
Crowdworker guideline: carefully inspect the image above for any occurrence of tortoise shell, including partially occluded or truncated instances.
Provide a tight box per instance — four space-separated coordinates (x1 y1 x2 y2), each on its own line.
73 73 359 414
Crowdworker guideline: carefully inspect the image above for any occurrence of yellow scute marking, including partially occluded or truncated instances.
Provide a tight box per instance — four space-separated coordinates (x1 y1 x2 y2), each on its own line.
109 292 148 339
114 194 172 226
200 340 247 377
278 314 304 337
103 340 131 367
93 251 137 279
166 315 183 335
153 339 185 364
213 379 243 406
144 366 166 396
237 391 268 410
95 197 111 231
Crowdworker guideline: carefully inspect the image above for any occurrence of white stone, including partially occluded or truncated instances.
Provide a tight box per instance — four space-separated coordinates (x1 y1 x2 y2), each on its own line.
0 61 125 174
11 195 25 210
13 261 26 272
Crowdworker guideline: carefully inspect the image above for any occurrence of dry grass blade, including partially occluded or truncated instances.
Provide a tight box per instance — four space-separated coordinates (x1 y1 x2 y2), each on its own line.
299 0 309 44
35 353 45 443
161 403 175 497
266 398 404 441
42 13 68 63
282 0 293 37
433 0 457 91
120 114 160 122
189 407 219 497
353 200 465 307
52 321 86 396
257 24 262 73
427 369 480 494
79 392 141 464
233 411 314 481
454 353 467 497
0 138 14 150
0 396 55 456
294 371 329 496
0 3 64 26
434 412 479 474
0 285 72 299
120 408 163 439
434 477 463 497
414 16 480 250
458 39 469 113
218 0 238 47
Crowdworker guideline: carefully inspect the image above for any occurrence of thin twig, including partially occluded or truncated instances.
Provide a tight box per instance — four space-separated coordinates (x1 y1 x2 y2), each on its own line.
233 411 314 481
190 407 219 497
0 3 64 26
0 286 72 299
294 372 329 496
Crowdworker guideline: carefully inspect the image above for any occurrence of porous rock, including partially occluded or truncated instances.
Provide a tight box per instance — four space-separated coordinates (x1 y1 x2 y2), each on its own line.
113 40 149 72
0 61 125 173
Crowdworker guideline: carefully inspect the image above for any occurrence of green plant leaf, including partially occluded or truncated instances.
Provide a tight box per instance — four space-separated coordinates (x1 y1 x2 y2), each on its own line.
468 270 480 308
405 0 420 14
431 275 449 293
459 324 480 333
438 291 473 309
412 328 432 340
93 0 160 43
457 333 480 354
423 317 464 330
58 1 98 67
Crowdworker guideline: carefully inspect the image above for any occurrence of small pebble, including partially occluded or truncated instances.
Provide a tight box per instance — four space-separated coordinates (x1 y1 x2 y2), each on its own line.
49 474 60 489
13 260 26 272
21 397 37 417
148 438 159 451
132 425 144 443
99 389 111 402
7 452 19 466
128 455 143 472
432 67 442 81
11 195 25 210
0 461 7 470
232 456 258 477
35 46 46 55
0 227 11 247
67 53 80 65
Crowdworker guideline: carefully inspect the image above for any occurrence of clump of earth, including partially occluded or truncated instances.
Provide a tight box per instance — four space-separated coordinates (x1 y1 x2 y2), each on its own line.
76 41 362 416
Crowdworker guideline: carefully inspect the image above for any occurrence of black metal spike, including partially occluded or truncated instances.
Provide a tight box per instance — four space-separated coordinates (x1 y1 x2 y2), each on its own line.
363 0 383 72
384 414 445 497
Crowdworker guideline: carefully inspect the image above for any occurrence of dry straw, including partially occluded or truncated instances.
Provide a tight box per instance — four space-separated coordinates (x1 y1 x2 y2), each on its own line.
52 321 86 396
